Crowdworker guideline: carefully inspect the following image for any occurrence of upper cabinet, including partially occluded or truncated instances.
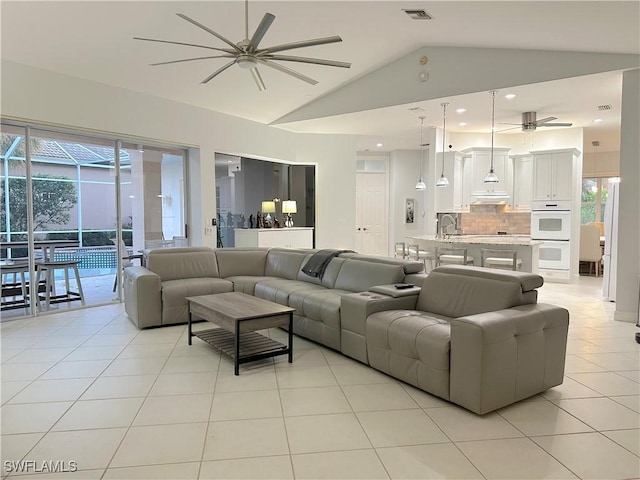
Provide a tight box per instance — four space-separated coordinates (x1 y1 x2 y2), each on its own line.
531 149 580 207
461 147 512 202
511 154 533 210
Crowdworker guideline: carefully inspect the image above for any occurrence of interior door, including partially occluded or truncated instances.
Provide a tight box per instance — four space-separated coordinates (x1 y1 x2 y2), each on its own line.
355 171 388 255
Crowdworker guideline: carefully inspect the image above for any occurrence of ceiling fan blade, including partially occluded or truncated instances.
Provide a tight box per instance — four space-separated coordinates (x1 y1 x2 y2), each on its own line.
258 36 343 54
257 58 318 85
263 54 351 68
495 126 522 133
498 122 525 126
134 37 236 54
201 60 237 84
150 55 235 66
534 116 557 125
248 13 275 52
250 67 266 91
176 13 243 52
539 122 573 127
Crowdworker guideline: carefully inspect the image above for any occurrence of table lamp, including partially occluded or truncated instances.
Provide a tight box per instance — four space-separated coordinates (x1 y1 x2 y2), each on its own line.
282 200 297 227
261 201 276 226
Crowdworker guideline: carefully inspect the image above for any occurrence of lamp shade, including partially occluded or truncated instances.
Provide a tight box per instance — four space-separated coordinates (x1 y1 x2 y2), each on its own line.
261 201 276 213
282 200 297 214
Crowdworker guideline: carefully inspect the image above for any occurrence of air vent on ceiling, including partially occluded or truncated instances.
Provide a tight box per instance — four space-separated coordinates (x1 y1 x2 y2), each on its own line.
403 9 433 20
597 104 612 111
408 106 425 112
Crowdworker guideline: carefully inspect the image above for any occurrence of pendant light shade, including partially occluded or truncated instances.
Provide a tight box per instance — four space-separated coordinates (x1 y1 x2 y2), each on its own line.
484 90 499 184
415 116 427 190
437 102 450 187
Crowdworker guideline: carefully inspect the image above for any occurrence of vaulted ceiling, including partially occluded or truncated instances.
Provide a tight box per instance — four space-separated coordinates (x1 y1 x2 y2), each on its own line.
2 1 639 151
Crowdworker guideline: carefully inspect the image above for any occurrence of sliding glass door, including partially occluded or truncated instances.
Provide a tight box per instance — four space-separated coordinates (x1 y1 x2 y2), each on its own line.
1 122 189 320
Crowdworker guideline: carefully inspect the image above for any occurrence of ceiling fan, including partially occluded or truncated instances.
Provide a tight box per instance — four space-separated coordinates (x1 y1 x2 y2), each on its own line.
133 0 351 91
500 111 573 132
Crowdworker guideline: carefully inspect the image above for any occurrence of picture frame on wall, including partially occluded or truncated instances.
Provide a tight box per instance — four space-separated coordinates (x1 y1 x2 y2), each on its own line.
405 198 415 224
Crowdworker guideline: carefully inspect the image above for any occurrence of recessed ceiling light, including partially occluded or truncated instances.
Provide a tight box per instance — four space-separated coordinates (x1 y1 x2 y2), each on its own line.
456 108 466 114
376 143 383 147
505 94 517 99
593 118 604 123
228 160 232 163
459 122 467 127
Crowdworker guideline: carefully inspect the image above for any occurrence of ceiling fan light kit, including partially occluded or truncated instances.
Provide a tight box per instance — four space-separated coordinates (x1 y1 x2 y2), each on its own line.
134 0 351 91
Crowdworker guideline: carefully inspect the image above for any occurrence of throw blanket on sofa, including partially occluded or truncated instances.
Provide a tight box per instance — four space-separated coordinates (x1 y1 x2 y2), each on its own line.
302 249 352 278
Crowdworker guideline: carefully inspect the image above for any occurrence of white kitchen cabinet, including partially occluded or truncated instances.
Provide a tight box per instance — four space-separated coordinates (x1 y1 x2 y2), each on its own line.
461 147 512 201
453 154 466 211
511 154 533 210
435 150 465 212
531 149 579 204
234 227 314 248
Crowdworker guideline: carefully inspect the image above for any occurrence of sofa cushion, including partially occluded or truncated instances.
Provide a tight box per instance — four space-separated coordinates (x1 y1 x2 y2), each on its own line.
288 289 352 330
417 271 524 318
254 279 325 306
160 277 233 325
147 247 219 281
265 249 309 280
333 259 404 292
226 276 272 295
432 265 543 292
297 255 347 288
367 310 452 399
340 253 425 274
215 248 269 278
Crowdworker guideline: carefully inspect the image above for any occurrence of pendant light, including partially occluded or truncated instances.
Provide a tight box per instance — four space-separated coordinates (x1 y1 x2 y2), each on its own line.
484 90 499 184
415 116 427 190
436 102 450 187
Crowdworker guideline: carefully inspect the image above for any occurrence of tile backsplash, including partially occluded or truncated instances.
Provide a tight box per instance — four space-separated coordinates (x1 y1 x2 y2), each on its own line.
460 204 531 235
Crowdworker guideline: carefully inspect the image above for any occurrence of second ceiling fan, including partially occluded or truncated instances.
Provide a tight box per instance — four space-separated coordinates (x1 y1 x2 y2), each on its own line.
134 0 351 91
501 111 573 132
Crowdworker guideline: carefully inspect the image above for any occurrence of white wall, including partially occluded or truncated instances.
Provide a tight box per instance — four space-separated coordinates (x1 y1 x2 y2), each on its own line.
616 69 640 323
450 128 584 155
582 151 620 177
390 150 428 247
1 60 358 250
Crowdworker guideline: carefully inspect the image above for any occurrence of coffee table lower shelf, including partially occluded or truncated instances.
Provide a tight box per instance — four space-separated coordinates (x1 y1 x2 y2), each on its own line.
193 328 290 367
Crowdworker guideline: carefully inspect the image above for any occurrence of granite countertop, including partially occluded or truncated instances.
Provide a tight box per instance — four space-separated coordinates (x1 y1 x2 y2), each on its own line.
408 235 542 246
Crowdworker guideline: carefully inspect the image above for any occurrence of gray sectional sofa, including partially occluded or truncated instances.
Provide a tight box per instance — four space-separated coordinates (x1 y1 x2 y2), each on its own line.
123 246 569 414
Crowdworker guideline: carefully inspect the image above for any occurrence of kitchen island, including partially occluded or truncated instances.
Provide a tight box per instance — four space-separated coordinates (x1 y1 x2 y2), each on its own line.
407 235 541 273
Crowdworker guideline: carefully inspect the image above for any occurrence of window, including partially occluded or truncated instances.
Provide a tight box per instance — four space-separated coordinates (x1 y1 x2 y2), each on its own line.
581 177 615 224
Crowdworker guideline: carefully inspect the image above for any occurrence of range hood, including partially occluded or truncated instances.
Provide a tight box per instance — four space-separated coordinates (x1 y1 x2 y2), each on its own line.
471 192 510 204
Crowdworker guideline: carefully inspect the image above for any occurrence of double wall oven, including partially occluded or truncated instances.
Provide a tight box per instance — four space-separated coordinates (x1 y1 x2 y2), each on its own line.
531 201 571 272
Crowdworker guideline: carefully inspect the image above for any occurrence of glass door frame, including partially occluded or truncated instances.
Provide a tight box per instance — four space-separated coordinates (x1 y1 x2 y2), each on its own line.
1 118 192 317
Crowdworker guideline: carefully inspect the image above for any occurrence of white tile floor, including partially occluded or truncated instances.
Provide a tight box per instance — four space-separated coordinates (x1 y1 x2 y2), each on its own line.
1 276 639 479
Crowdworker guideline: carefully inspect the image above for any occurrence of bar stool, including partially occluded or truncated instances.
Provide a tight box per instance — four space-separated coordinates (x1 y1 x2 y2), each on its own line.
35 260 85 310
435 247 474 267
1 260 29 312
394 242 408 259
481 249 522 271
406 243 435 272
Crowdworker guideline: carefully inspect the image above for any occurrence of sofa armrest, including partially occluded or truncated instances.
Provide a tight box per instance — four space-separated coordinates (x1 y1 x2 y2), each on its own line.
341 291 419 363
123 266 162 329
449 303 569 414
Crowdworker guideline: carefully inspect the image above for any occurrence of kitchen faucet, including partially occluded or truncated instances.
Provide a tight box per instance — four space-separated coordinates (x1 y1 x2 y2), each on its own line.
438 214 457 239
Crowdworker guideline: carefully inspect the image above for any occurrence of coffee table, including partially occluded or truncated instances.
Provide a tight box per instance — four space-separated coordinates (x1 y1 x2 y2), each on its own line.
186 292 294 375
